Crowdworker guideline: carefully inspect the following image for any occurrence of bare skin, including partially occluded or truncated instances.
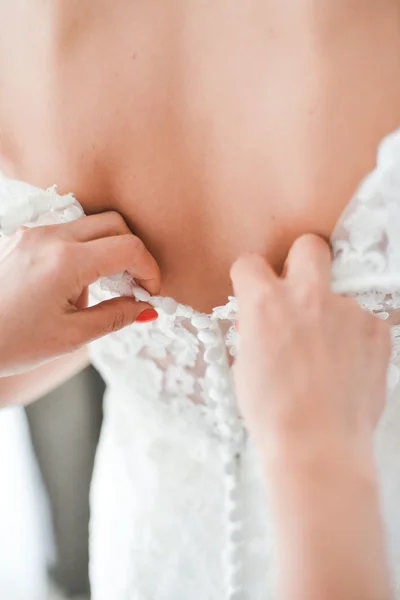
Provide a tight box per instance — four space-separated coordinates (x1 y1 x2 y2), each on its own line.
0 0 400 406
1 0 400 313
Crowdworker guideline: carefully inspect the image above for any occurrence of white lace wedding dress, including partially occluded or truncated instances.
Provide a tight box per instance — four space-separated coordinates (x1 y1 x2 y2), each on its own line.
2 128 400 599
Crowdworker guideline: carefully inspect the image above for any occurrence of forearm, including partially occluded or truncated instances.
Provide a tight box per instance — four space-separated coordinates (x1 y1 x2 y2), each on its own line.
0 347 90 407
263 436 392 600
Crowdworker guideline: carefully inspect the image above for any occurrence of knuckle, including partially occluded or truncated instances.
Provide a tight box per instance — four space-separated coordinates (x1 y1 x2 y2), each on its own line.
14 226 43 246
230 253 266 284
13 226 58 256
47 240 74 269
106 210 126 228
127 234 145 255
17 224 63 247
108 311 127 333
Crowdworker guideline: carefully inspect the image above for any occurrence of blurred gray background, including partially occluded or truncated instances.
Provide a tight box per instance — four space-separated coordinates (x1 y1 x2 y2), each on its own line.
26 366 104 600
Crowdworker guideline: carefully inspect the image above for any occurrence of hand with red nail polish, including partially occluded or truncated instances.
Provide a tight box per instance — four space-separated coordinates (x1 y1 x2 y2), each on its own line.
0 212 160 377
135 308 159 323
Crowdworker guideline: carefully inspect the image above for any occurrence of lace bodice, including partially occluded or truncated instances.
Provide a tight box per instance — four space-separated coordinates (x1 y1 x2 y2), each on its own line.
2 128 400 599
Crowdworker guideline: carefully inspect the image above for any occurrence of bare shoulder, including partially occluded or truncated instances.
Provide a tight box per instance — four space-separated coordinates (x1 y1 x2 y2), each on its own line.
0 4 57 176
0 3 112 196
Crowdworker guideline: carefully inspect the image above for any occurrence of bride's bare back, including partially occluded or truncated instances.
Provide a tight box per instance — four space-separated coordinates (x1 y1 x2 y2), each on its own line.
1 0 400 311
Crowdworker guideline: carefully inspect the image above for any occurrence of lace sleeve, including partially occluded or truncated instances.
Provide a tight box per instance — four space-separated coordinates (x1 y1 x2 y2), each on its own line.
0 172 148 301
0 174 84 236
331 127 400 388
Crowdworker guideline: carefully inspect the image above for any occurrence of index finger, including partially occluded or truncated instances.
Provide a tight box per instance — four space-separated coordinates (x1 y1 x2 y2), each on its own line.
81 234 161 295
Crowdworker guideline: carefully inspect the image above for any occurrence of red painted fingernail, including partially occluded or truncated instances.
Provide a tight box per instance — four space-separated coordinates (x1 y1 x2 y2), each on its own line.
136 308 159 323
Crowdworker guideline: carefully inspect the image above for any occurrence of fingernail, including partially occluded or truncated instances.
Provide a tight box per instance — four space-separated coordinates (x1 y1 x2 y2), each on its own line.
136 308 159 323
235 320 239 331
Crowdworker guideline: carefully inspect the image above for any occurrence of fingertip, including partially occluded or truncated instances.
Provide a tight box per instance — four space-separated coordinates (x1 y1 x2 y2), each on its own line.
230 253 276 295
135 307 159 323
286 234 332 285
75 297 156 342
289 234 331 260
231 253 261 282
131 262 162 297
136 275 161 297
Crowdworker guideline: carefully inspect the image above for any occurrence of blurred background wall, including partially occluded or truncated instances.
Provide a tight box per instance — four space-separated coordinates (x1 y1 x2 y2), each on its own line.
28 366 104 598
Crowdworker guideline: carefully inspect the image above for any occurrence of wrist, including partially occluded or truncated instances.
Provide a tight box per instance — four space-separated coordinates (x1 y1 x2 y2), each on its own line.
261 432 390 600
257 424 377 490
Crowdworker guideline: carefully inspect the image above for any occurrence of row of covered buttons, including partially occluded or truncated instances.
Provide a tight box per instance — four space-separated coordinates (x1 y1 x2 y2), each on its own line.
191 312 244 600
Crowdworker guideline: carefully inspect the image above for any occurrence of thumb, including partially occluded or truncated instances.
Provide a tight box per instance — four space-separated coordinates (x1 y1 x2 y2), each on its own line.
72 297 158 344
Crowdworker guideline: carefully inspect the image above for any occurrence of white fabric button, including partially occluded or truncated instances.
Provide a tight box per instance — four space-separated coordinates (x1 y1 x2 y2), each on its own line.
227 564 242 588
216 405 234 423
231 428 245 447
224 472 239 491
228 506 241 523
225 542 241 566
218 424 235 439
209 388 226 404
228 527 242 544
226 441 241 456
162 297 178 315
198 330 219 344
133 286 151 302
224 460 236 476
229 488 239 503
191 315 212 329
205 364 223 382
204 345 224 363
